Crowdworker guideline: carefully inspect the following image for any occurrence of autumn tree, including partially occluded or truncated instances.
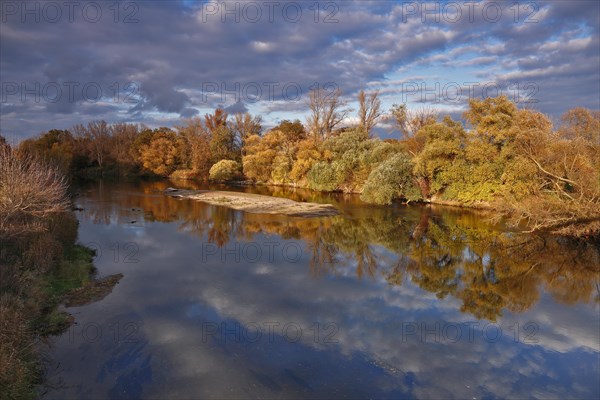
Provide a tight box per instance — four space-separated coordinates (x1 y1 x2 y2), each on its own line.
17 129 76 174
272 120 306 162
72 120 112 171
506 108 600 236
357 89 383 135
229 112 262 150
204 108 228 134
209 159 241 182
289 138 322 184
110 123 140 172
464 95 518 149
272 119 306 142
243 130 289 183
177 117 212 178
306 87 350 140
558 107 600 143
210 125 240 164
137 128 181 176
242 120 308 184
389 104 437 142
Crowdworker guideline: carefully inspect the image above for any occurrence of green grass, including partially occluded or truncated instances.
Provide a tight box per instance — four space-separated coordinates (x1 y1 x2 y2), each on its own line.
45 245 96 299
34 245 96 335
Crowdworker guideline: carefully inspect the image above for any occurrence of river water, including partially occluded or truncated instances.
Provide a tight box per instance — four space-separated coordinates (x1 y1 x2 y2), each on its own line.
42 180 600 399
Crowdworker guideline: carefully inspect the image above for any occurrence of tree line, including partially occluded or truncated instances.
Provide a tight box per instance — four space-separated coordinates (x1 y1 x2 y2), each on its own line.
2 91 599 237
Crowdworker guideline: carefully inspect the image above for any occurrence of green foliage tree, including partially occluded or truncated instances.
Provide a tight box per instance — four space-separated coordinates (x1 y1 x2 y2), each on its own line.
413 116 466 198
361 153 421 204
307 161 343 191
307 128 399 193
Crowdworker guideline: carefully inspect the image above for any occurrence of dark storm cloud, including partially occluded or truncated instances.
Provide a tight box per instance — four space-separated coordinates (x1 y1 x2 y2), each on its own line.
0 0 598 139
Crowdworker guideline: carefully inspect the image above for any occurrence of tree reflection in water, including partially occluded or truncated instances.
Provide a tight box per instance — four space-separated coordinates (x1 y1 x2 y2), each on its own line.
76 180 600 322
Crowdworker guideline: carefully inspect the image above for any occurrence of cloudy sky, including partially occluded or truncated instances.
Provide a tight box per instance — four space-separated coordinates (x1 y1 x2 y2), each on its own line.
1 0 599 140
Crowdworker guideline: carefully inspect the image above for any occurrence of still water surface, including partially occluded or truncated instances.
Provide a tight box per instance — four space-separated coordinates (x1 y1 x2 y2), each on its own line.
43 180 600 399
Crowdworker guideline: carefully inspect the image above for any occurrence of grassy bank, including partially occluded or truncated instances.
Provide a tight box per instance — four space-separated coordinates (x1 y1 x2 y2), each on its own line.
0 212 97 398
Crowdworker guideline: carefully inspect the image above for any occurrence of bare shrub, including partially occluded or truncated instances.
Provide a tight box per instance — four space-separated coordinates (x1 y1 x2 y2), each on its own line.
0 146 69 237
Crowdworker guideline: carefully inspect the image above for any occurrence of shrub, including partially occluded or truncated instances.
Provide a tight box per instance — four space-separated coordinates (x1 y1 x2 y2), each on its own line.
361 153 421 204
0 147 69 238
209 160 241 182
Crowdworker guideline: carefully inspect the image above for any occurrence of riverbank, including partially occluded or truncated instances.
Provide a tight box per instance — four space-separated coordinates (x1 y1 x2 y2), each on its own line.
171 178 490 206
167 179 599 239
0 214 123 399
165 188 340 217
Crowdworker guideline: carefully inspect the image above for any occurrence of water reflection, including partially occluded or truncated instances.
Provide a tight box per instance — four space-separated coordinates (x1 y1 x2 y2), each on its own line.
76 180 599 322
43 180 600 399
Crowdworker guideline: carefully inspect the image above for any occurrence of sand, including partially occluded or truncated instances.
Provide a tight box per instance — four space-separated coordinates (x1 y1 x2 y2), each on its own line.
165 188 339 217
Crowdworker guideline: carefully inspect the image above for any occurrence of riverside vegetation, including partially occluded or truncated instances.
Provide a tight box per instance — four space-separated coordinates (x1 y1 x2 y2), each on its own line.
4 93 600 239
80 179 600 323
1 92 598 397
0 144 121 398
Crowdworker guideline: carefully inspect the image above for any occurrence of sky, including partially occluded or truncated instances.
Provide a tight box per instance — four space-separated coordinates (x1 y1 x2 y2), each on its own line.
1 0 599 140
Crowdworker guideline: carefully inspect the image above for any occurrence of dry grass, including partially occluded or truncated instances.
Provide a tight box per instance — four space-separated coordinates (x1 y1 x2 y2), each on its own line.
0 295 37 399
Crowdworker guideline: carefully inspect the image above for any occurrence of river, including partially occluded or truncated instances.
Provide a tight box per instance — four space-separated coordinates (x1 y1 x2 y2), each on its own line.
41 180 600 399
